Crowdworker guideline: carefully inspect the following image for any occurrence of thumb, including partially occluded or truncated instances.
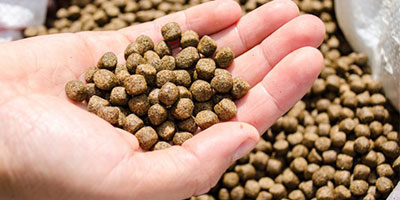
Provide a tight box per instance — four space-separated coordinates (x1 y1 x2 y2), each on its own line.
111 122 259 200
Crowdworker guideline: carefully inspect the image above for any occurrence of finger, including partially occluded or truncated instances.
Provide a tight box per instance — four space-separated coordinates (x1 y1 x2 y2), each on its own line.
119 0 242 43
212 0 299 56
231 14 325 86
108 122 259 200
235 47 323 133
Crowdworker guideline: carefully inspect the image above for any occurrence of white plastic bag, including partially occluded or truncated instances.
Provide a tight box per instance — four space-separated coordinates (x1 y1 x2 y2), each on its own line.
0 0 48 41
335 0 400 112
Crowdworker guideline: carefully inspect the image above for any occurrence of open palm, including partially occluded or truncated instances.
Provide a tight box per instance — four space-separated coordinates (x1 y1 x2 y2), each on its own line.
0 0 324 199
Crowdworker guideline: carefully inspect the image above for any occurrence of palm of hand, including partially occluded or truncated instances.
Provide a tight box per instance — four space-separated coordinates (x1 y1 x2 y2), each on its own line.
0 0 324 199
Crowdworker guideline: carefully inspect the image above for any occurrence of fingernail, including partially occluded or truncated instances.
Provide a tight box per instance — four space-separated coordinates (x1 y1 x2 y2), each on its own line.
232 139 257 161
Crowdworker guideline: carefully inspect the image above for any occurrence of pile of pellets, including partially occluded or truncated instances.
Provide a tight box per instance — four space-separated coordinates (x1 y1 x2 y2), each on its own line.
65 22 250 150
30 0 400 199
24 0 269 37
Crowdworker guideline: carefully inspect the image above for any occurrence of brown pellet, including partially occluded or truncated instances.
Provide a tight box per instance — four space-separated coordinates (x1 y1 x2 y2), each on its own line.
136 64 157 85
161 22 181 41
148 88 160 105
244 180 261 198
176 46 200 69
173 70 192 87
65 80 88 102
172 131 193 145
171 98 194 120
316 186 335 200
177 117 198 133
128 94 150 116
136 35 154 52
376 177 393 193
87 95 110 114
153 141 172 150
214 47 235 68
190 80 214 102
155 41 172 58
156 70 176 87
197 35 217 57
223 172 240 188
124 75 147 95
195 58 216 80
350 180 368 196
85 66 98 83
125 42 145 59
110 86 128 106
211 74 233 94
126 53 145 73
97 52 117 70
195 110 219 130
161 55 176 71
97 106 119 125
159 82 179 106
93 69 118 91
181 30 199 48
157 120 176 141
231 77 250 99
214 98 237 121
148 103 167 125
135 126 158 150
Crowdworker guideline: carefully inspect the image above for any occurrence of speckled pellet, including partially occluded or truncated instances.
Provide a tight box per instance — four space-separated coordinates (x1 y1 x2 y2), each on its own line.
124 42 145 59
97 52 117 70
136 64 156 85
128 94 150 116
211 74 233 93
173 70 192 87
178 117 198 133
214 98 237 121
214 47 235 68
231 77 250 99
159 82 179 106
197 35 217 57
161 22 181 41
155 41 172 58
148 88 160 105
157 120 176 141
195 110 219 130
126 53 145 73
156 70 176 87
123 74 147 95
180 30 199 48
93 69 118 91
110 86 128 106
178 86 192 99
123 113 144 134
153 141 172 150
161 55 176 71
65 80 88 102
196 58 216 81
135 126 158 150
172 98 194 120
190 80 214 102
136 34 154 52
87 95 110 114
148 103 168 126
97 106 120 125
85 66 98 83
176 47 200 68
173 131 193 145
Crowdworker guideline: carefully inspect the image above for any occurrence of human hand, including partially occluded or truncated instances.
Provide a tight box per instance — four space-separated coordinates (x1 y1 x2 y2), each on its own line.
0 0 324 199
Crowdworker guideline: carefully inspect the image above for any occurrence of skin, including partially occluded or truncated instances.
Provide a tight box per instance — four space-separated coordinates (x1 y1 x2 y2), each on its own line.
0 0 325 199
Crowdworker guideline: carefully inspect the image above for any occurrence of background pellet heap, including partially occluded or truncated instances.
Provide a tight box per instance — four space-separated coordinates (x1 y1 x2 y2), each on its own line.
66 22 250 150
28 0 400 199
